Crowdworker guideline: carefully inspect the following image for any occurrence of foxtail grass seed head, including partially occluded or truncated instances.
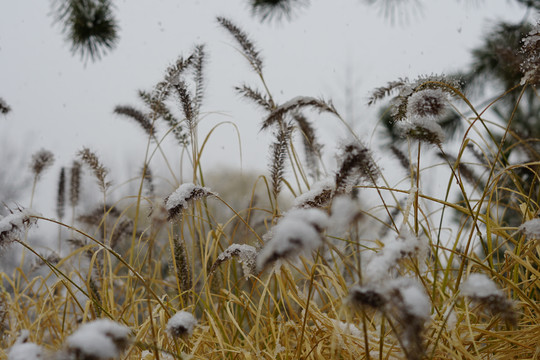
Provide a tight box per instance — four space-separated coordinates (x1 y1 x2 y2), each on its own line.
211 244 258 278
405 88 449 119
78 148 110 192
7 330 44 360
65 319 131 360
57 167 66 220
373 75 458 122
114 105 155 136
217 17 264 74
164 183 214 220
269 124 292 199
30 149 54 179
395 118 445 147
348 284 387 309
250 0 309 22
519 217 540 240
461 273 517 325
256 208 328 271
70 160 82 208
293 111 323 178
0 97 11 114
0 207 40 246
335 140 380 193
235 84 273 111
365 229 427 282
520 21 540 85
166 311 197 338
293 178 334 209
329 195 362 233
261 96 337 130
348 278 430 360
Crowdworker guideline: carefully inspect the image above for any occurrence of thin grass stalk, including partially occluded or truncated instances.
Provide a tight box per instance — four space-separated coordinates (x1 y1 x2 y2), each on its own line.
296 252 321 359
453 85 529 292
34 215 170 315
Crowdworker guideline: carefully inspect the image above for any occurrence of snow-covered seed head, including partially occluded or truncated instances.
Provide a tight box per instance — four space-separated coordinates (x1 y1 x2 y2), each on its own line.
256 208 329 271
30 149 54 179
7 343 44 360
461 273 517 325
166 311 197 338
0 207 40 246
164 183 215 220
335 140 379 193
519 218 540 240
293 179 335 209
520 22 540 85
364 229 427 282
406 88 448 119
395 119 445 147
66 319 132 360
348 285 387 309
210 244 258 279
348 279 430 359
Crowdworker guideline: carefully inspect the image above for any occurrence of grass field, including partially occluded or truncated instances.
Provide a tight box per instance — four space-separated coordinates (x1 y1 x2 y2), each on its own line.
1 17 539 360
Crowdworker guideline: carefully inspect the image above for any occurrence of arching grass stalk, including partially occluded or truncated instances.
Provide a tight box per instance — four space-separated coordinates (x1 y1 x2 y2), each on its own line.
32 215 170 315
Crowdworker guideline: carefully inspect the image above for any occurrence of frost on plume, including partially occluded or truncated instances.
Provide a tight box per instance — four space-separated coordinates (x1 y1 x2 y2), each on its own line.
164 183 214 220
166 310 197 338
256 208 329 271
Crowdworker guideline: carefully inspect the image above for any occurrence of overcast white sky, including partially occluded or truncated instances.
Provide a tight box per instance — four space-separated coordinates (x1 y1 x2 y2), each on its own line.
0 0 532 211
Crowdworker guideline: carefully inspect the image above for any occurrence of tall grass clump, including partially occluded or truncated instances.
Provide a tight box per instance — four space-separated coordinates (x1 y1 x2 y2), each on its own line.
0 17 539 360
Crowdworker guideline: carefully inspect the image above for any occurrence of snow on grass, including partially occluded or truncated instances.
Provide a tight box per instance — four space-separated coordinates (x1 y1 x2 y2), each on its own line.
166 311 198 338
365 229 427 282
461 273 501 299
66 319 131 359
7 343 44 360
164 183 214 220
0 207 40 245
256 208 329 271
519 218 540 239
213 243 258 278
